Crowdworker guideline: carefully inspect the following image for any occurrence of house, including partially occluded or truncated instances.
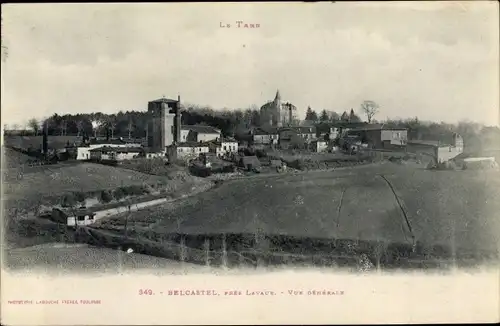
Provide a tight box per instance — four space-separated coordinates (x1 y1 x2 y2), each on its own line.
208 138 239 158
239 155 261 171
51 207 96 227
89 146 143 162
142 148 167 159
76 138 142 160
330 122 370 139
346 124 408 149
180 125 221 143
407 133 464 164
176 142 210 160
288 126 317 141
49 196 173 227
310 139 328 153
277 126 317 150
250 127 279 145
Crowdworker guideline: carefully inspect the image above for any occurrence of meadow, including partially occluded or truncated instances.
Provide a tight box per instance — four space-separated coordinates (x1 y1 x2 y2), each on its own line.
93 164 500 264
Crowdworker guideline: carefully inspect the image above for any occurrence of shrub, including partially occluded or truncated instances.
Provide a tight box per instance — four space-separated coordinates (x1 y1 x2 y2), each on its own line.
61 193 76 207
100 190 113 203
72 191 86 203
113 188 126 200
255 149 268 158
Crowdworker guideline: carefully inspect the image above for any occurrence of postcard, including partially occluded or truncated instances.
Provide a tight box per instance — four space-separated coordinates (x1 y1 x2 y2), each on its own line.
1 2 499 325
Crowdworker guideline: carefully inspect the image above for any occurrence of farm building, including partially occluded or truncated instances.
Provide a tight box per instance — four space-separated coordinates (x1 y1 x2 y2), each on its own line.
278 127 316 150
76 138 142 160
346 124 408 150
250 127 279 145
142 148 166 159
48 196 172 227
208 138 239 157
51 207 97 227
175 142 210 160
239 156 261 171
329 122 370 139
180 125 221 143
89 146 143 162
279 126 317 141
407 134 464 164
310 139 328 152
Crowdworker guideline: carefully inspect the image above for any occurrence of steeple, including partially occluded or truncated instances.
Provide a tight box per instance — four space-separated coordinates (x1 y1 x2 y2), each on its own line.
274 89 281 101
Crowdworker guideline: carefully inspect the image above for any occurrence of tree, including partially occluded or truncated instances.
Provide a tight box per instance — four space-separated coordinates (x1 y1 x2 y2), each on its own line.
126 118 135 139
28 118 40 135
328 111 340 122
305 106 318 121
91 119 102 138
340 111 349 122
361 100 379 123
106 116 117 139
100 190 113 203
320 110 329 122
349 109 361 123
76 121 84 137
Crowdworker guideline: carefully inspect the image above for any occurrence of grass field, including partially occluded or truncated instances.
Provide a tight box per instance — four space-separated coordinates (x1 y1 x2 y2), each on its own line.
94 165 500 262
3 135 81 150
3 162 172 201
2 147 34 169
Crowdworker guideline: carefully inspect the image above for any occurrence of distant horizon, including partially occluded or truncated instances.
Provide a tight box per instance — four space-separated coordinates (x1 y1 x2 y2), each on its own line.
1 3 498 127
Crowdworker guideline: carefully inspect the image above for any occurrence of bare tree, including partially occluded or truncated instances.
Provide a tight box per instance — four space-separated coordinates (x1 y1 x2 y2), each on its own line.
361 100 380 123
28 118 40 135
107 117 117 139
59 120 67 136
76 121 84 137
126 119 135 140
91 119 102 138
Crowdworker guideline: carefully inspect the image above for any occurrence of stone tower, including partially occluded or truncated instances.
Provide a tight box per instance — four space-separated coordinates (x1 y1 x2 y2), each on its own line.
273 90 282 127
147 97 181 152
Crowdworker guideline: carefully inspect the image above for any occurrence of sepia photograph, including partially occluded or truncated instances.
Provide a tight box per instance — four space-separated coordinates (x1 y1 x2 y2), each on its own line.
1 2 499 325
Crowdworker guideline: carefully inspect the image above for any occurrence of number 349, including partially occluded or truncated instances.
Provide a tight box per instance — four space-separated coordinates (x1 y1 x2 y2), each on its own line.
139 289 153 295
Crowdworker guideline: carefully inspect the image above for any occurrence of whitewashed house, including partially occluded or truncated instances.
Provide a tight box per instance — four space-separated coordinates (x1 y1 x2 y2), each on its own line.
209 138 239 157
76 138 142 160
180 125 221 143
176 142 210 160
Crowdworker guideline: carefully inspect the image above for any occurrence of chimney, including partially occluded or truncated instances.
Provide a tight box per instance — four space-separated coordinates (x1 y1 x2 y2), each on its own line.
42 120 48 158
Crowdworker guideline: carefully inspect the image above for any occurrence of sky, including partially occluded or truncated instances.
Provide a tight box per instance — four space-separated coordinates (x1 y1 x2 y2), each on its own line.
1 2 499 127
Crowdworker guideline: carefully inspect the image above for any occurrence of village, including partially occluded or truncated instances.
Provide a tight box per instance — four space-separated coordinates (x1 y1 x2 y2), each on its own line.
5 89 497 234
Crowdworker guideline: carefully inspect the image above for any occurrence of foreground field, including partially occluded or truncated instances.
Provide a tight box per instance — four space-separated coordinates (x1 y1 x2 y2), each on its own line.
96 165 500 260
3 162 172 201
1 147 34 169
3 135 81 150
5 243 205 274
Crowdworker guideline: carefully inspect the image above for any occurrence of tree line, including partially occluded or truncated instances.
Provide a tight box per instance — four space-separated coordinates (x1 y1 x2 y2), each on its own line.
4 100 499 152
5 101 375 138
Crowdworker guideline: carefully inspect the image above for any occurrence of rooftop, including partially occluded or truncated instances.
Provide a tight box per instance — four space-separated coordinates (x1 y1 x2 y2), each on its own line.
149 97 179 104
177 141 210 148
87 138 141 146
278 126 316 134
342 123 408 131
252 127 279 135
89 146 144 153
182 125 221 134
